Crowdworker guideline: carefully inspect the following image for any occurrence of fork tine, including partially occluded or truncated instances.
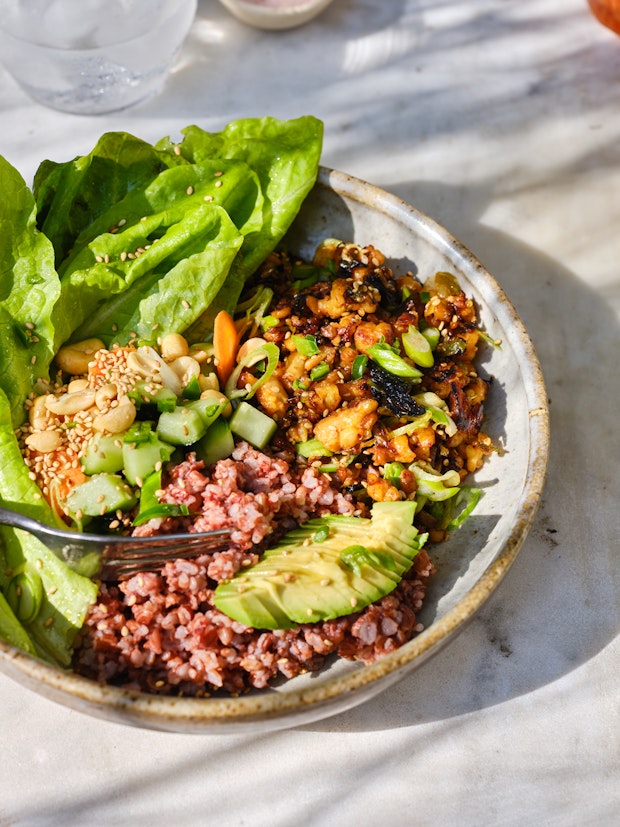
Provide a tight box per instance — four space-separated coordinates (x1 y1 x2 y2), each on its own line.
102 532 230 559
99 530 230 580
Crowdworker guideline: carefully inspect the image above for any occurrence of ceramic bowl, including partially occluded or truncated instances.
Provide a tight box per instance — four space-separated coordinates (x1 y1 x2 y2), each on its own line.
0 168 549 734
217 0 335 30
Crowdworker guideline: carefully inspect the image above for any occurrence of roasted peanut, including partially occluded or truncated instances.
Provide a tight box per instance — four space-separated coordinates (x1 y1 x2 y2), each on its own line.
55 338 105 375
160 333 189 361
45 389 96 416
95 383 118 410
67 379 90 393
236 337 267 363
198 372 220 392
25 430 62 454
92 396 136 434
127 349 161 379
169 355 200 387
29 395 50 430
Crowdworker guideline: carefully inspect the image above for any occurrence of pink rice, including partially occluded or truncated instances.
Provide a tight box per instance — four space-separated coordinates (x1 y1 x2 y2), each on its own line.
73 442 434 696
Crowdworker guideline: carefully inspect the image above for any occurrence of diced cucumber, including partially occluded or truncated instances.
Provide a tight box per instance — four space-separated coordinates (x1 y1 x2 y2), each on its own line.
81 434 124 475
187 396 228 428
195 417 235 466
64 473 137 516
122 438 175 486
229 401 277 449
156 406 208 445
129 381 177 413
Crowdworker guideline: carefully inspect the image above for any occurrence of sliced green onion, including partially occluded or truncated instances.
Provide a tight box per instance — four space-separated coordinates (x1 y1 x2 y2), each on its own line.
420 291 431 304
295 438 333 458
421 326 440 350
234 285 274 340
260 315 279 332
133 469 191 526
477 329 502 349
225 342 280 400
183 375 201 400
123 420 156 445
383 462 405 488
446 486 482 531
413 393 457 437
402 325 434 368
309 362 330 381
340 544 397 576
411 465 460 501
436 338 466 357
351 354 368 380
313 525 330 543
292 334 319 356
367 342 422 380
132 503 190 526
293 379 309 392
389 412 432 437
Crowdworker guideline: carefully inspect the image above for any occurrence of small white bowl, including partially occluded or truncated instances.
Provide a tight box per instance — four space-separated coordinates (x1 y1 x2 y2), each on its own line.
217 0 334 30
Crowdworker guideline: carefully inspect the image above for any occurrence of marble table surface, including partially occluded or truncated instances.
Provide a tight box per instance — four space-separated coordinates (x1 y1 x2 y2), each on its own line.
0 1 618 824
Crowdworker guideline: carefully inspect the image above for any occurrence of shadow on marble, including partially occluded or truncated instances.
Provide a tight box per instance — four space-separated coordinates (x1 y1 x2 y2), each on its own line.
299 172 620 732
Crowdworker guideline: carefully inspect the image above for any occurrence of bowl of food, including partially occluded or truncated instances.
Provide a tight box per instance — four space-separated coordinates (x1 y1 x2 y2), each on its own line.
217 0 335 30
0 117 548 733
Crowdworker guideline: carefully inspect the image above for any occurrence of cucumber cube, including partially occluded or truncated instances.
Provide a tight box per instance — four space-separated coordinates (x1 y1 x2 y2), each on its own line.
156 406 207 445
81 434 124 475
64 473 137 517
195 417 235 466
229 402 277 450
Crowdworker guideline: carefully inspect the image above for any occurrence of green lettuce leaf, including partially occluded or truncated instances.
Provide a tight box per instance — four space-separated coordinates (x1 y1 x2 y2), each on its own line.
34 131 185 264
0 156 60 427
158 115 324 339
0 389 98 666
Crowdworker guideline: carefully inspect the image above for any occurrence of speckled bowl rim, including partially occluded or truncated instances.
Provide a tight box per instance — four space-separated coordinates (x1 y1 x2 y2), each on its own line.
0 168 549 734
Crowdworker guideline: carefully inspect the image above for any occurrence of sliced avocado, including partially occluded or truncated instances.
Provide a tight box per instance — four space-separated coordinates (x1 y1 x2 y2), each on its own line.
213 501 427 629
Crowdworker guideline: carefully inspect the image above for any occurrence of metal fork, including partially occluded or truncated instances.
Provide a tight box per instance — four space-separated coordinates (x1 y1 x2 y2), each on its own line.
0 507 231 580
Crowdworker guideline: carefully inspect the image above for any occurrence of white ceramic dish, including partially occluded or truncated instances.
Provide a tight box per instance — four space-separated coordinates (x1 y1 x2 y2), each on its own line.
217 0 334 30
0 168 549 734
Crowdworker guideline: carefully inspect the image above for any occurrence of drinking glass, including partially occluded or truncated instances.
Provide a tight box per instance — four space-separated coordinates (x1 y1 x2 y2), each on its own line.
0 0 198 115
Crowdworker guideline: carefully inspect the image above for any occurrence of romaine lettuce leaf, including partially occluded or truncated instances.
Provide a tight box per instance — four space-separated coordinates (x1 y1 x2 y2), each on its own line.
34 131 185 264
0 389 98 666
0 156 60 426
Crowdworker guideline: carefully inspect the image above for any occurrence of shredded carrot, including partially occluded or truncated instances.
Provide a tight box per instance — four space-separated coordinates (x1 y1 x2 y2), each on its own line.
213 310 240 385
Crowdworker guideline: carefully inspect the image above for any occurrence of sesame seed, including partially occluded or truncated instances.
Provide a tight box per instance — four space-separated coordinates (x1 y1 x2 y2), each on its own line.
173 145 182 156
215 180 223 188
181 299 190 309
44 616 55 628
186 185 194 195
25 321 34 330
95 255 103 263
203 195 213 202
118 218 127 227
214 171 223 177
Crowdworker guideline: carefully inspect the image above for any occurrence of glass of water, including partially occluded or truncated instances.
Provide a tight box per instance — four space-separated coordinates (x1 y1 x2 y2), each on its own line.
0 0 198 115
